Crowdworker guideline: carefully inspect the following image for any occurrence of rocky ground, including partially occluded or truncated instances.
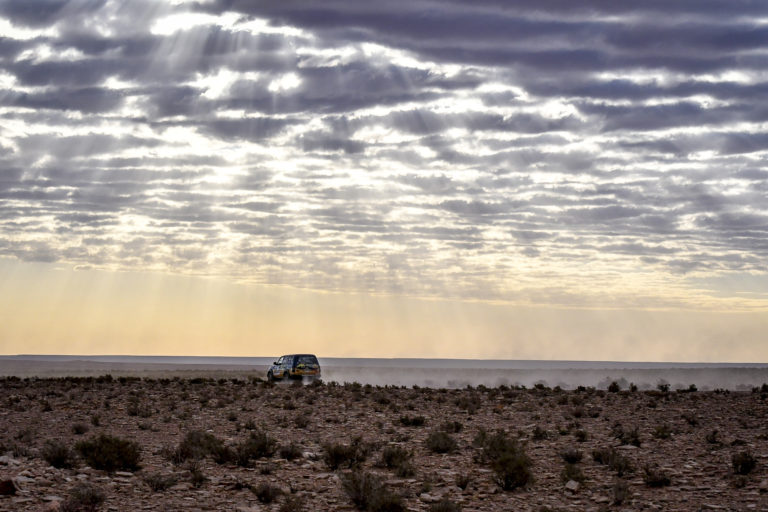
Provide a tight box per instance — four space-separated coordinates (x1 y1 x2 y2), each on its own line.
1 375 767 511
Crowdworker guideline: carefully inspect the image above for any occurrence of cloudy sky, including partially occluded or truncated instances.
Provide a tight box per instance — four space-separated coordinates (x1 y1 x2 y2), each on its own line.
1 0 767 360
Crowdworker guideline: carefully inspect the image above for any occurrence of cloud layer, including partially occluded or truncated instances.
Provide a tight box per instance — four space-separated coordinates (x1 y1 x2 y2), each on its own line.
1 0 767 309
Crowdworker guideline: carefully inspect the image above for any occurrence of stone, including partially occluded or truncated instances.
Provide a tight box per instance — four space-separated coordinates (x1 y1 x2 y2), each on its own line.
0 456 19 466
565 480 580 492
419 493 438 503
759 480 768 494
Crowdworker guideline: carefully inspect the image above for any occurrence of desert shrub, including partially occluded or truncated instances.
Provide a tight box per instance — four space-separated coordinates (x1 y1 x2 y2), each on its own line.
455 395 479 414
294 416 310 429
656 382 670 393
425 431 457 454
643 464 671 487
41 439 77 469
732 451 757 475
474 430 532 490
90 414 100 427
76 434 141 472
705 430 721 445
168 431 227 464
188 461 207 488
491 449 533 491
681 412 698 426
608 381 621 393
72 423 89 436
143 472 178 492
440 420 463 433
612 424 641 447
253 482 283 503
398 415 425 427
561 462 585 483
279 442 303 461
532 425 548 440
60 483 105 512
279 493 306 512
429 498 462 512
341 471 405 512
235 430 277 466
322 437 369 469
653 424 672 439
379 445 414 477
126 397 153 418
573 429 588 442
560 448 583 464
592 447 632 477
613 479 630 505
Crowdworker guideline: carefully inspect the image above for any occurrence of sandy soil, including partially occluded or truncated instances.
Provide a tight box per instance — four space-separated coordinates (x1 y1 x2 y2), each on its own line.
1 374 767 511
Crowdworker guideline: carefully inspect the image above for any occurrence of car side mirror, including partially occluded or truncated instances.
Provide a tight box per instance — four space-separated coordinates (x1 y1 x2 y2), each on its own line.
273 361 278 365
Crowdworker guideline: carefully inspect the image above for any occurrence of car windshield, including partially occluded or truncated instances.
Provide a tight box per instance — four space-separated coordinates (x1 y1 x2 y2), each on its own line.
296 355 318 365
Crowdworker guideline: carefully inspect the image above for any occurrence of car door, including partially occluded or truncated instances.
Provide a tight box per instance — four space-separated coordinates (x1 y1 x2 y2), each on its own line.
281 356 293 377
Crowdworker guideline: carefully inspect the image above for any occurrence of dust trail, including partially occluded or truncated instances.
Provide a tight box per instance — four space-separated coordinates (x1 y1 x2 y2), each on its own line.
321 366 768 390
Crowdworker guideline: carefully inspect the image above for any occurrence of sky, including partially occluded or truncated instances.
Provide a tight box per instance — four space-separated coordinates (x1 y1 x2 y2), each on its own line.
0 0 767 360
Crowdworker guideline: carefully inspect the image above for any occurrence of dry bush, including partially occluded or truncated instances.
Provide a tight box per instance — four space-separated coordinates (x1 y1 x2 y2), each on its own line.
76 434 140 472
341 471 405 512
60 483 105 512
425 431 457 454
41 439 77 469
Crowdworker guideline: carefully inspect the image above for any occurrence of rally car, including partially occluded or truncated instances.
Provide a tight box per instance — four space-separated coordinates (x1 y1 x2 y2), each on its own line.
267 354 321 382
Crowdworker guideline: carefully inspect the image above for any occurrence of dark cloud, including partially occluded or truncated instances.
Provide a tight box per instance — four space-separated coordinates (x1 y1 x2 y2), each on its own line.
0 0 766 306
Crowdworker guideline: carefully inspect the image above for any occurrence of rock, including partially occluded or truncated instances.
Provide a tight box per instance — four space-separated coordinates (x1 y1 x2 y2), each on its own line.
759 480 768 494
700 505 725 510
114 471 135 477
419 493 439 503
0 479 18 496
565 480 580 492
42 495 64 502
14 475 34 483
0 456 19 466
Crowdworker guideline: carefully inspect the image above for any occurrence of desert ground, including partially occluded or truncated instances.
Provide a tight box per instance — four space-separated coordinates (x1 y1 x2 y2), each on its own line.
1 372 767 511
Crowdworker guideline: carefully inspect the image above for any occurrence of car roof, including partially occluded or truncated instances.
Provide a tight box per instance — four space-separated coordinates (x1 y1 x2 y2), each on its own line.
280 354 318 358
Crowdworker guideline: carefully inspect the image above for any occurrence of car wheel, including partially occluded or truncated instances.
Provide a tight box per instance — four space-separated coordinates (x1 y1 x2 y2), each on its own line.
267 371 274 382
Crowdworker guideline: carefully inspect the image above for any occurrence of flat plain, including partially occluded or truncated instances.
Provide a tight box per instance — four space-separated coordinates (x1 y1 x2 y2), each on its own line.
1 374 767 511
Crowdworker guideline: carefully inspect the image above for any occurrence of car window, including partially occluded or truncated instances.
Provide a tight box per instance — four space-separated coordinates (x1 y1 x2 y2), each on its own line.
276 357 283 364
297 355 318 365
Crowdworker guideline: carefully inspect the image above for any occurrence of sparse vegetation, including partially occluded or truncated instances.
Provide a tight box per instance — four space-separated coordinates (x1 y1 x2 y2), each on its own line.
732 451 757 475
643 464 671 487
398 415 425 427
143 472 178 492
76 434 141 472
379 445 415 477
41 439 77 469
341 471 405 512
323 437 369 469
475 430 533 491
425 430 458 454
279 442 303 461
592 447 633 477
253 482 283 503
60 483 105 512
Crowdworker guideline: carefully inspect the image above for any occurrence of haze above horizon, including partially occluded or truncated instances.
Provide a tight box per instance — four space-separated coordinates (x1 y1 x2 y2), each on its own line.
0 1 766 361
